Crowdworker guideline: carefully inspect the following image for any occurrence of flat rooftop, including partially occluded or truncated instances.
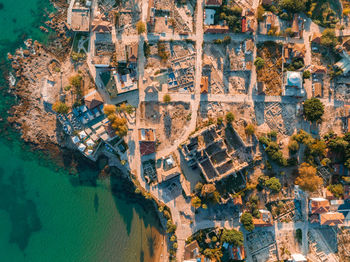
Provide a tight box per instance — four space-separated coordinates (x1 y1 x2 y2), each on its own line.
71 7 90 32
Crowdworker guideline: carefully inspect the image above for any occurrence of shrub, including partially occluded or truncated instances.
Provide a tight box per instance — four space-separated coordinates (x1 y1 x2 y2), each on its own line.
327 184 344 198
194 182 203 193
245 124 255 136
191 196 201 209
52 101 69 114
303 70 311 79
166 220 177 233
104 104 116 115
267 130 277 139
288 140 299 153
69 74 82 88
136 21 146 34
226 112 235 122
254 57 265 70
163 94 171 103
217 117 223 126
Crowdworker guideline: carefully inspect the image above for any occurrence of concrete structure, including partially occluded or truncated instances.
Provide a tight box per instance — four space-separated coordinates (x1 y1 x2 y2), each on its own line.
67 0 90 32
204 9 215 26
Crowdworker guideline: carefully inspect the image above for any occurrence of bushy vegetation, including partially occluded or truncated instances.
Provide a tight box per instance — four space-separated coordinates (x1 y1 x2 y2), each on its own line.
221 229 243 246
261 0 339 28
163 94 171 103
320 28 338 48
285 57 304 71
259 135 287 166
192 183 221 209
136 21 146 34
327 184 344 198
52 101 69 114
254 57 265 70
245 124 255 136
303 70 311 79
225 112 235 123
103 104 128 137
215 6 242 32
186 227 244 261
157 41 169 62
241 212 255 231
303 98 324 122
296 163 323 192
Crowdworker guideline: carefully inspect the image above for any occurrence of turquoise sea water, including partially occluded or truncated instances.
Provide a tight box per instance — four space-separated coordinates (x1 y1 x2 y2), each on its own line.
0 1 163 261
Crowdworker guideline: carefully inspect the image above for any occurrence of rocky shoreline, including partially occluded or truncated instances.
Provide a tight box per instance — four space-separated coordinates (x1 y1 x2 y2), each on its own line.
4 0 170 248
7 0 71 149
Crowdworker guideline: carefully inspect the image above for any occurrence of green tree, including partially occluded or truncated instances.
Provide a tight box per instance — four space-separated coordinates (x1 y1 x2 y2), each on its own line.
163 94 171 103
288 140 299 153
103 104 117 115
69 74 82 88
136 21 146 34
194 182 203 193
221 229 243 246
303 70 311 79
327 184 344 198
226 112 235 122
52 101 69 114
191 196 202 209
245 124 255 136
254 57 265 70
217 117 223 126
303 98 324 122
279 0 306 13
320 28 338 48
265 177 282 192
166 220 177 233
241 212 255 232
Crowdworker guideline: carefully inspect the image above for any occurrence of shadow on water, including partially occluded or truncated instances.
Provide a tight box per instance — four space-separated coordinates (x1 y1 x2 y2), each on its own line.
94 193 99 213
147 230 156 258
108 166 165 237
0 167 41 251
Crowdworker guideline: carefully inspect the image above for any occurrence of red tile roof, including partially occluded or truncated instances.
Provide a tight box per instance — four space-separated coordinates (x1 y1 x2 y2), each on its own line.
310 199 330 214
320 212 344 226
140 141 156 156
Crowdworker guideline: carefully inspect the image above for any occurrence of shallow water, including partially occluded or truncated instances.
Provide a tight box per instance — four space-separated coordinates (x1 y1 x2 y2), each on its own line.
0 1 163 261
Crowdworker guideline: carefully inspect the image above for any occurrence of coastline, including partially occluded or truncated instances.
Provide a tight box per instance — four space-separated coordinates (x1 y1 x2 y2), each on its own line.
2 0 168 261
